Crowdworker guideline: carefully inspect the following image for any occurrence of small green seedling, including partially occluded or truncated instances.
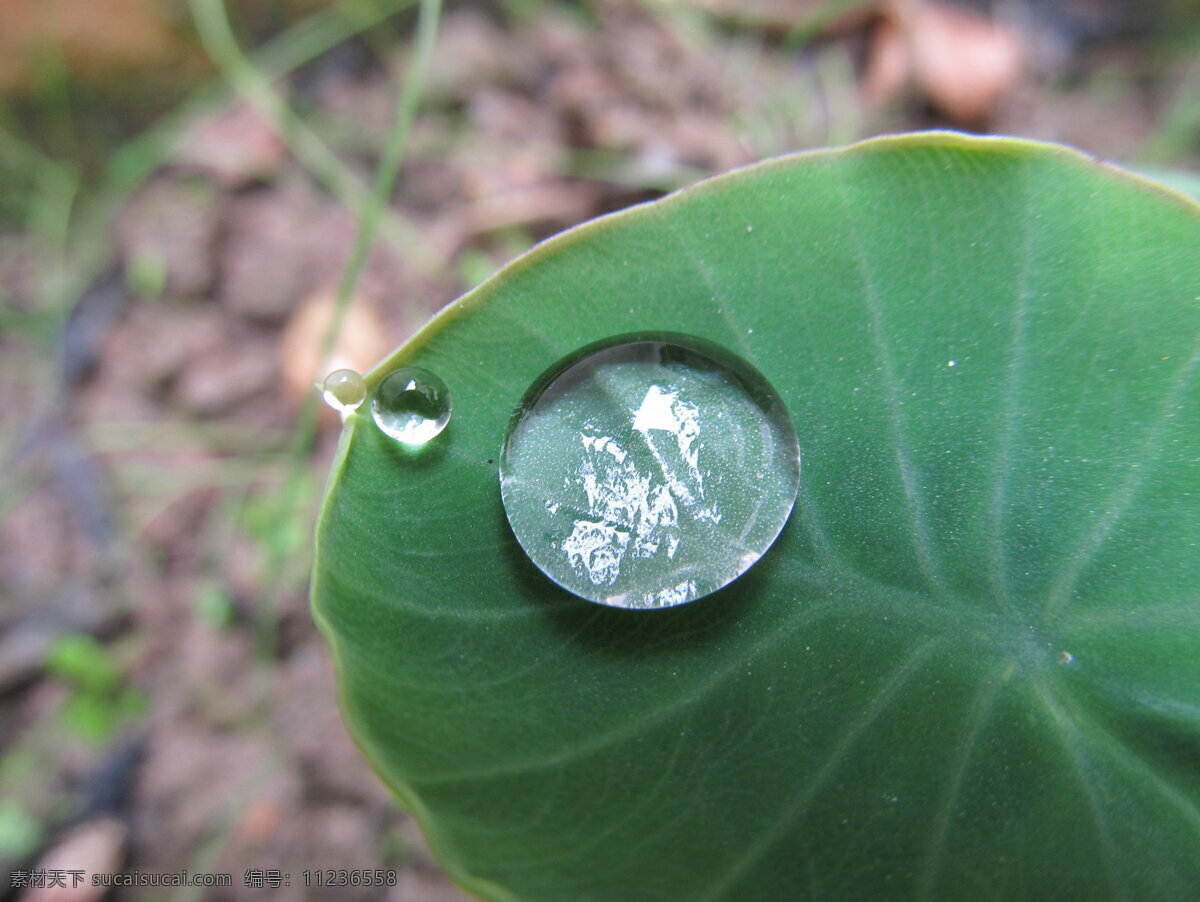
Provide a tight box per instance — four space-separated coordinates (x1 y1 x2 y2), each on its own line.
46 633 146 744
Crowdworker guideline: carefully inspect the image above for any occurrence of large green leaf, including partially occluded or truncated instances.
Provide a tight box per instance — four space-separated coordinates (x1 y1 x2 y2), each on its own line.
312 133 1200 901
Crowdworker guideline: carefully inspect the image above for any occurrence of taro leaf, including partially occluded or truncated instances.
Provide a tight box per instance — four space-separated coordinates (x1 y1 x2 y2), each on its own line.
312 133 1200 901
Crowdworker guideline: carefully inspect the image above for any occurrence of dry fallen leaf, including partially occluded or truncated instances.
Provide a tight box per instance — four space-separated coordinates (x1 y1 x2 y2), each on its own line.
21 817 127 902
0 0 181 92
865 0 1024 124
173 103 287 188
280 291 389 410
117 179 222 299
862 11 912 110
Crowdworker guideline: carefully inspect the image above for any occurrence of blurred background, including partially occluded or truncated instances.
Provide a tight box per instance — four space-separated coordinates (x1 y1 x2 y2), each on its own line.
0 0 1197 898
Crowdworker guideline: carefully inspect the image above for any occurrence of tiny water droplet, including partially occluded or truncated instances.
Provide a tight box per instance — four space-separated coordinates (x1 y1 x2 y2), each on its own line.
371 367 451 445
500 335 800 609
321 368 367 414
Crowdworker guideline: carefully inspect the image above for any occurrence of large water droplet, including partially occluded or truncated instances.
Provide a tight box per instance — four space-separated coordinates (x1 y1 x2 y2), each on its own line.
372 367 451 445
500 336 800 609
321 368 367 414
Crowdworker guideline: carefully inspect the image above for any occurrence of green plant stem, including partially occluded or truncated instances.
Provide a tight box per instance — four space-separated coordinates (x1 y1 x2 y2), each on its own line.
330 0 443 336
82 420 290 455
18 1 414 336
189 0 441 277
107 0 407 197
189 0 443 661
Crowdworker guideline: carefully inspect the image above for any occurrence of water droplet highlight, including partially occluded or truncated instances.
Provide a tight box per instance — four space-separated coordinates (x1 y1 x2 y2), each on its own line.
321 368 367 414
371 367 451 445
500 336 800 609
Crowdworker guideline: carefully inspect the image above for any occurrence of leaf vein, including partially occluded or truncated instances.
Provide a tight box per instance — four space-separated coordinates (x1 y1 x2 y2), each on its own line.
694 638 940 902
987 161 1036 616
832 176 948 599
1042 339 1200 620
1034 684 1128 899
916 666 1010 901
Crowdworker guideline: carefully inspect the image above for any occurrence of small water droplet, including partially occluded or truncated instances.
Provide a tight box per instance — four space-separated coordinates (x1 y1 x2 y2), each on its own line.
1058 650 1074 665
500 335 800 609
371 367 451 445
321 368 367 414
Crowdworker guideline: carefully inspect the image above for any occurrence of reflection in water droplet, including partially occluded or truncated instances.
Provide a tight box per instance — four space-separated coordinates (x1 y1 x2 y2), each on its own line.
321 368 367 414
500 336 800 609
371 367 451 445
